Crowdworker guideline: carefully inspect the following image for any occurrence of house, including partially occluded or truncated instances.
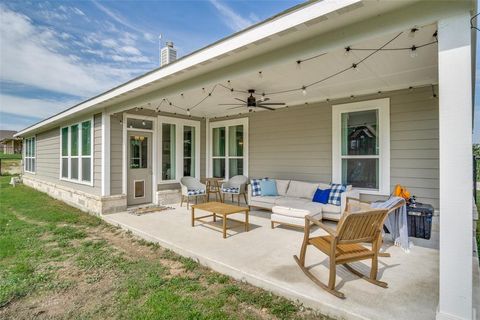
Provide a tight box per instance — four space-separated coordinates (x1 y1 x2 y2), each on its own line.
14 0 478 319
0 130 22 154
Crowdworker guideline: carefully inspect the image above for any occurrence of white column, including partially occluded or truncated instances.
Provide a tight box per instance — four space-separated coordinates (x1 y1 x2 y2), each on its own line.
101 111 111 197
437 13 473 320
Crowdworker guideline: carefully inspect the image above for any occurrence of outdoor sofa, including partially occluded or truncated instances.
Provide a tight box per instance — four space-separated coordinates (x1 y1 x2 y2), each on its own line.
247 180 359 228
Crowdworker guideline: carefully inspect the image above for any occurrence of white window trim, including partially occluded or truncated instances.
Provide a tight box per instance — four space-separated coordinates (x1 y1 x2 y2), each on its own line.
24 136 36 174
332 98 390 195
157 116 201 184
122 113 158 203
59 117 94 186
208 117 249 180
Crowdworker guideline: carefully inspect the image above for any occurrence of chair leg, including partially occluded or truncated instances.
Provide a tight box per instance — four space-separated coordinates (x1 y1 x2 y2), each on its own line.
195 196 198 204
237 194 240 206
328 255 336 290
343 263 388 288
180 195 184 207
187 197 190 210
370 253 379 281
271 221 275 229
231 194 234 202
243 193 248 204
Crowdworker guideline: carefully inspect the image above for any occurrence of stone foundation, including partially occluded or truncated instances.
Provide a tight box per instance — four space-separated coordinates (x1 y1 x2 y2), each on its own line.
23 176 126 215
156 189 181 205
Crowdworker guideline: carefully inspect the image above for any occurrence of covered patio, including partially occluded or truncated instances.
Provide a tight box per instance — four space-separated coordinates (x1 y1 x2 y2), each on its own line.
103 204 445 320
96 1 478 319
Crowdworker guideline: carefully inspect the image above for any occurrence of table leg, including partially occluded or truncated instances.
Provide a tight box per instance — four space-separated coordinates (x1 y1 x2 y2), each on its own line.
223 215 227 239
191 207 195 227
245 209 249 232
213 213 216 222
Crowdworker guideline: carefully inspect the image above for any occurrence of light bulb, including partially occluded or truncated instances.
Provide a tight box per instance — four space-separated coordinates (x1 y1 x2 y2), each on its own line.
302 86 307 96
142 121 146 126
187 109 191 116
345 46 351 56
258 71 263 79
352 63 358 71
296 60 301 69
409 27 418 38
410 46 417 58
202 87 205 93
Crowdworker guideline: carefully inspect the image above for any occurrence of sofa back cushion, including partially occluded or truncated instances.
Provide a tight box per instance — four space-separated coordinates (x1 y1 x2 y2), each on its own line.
275 179 290 196
286 181 318 199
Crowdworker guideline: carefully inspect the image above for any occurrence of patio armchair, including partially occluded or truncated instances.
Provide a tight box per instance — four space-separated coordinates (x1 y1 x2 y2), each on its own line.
180 177 207 209
220 175 248 205
294 206 389 299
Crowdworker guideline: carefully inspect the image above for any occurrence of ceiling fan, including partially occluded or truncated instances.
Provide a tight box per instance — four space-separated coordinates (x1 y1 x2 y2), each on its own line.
218 89 285 111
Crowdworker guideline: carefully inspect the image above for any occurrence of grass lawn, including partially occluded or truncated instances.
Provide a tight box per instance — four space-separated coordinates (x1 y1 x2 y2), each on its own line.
0 152 22 160
0 176 330 320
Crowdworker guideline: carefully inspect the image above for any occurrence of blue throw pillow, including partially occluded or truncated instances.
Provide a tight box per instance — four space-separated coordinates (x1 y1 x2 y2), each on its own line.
328 183 347 206
251 178 268 196
312 188 331 204
260 179 278 196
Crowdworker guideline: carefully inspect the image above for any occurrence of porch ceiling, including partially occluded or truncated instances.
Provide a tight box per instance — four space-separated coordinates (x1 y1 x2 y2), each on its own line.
132 23 438 118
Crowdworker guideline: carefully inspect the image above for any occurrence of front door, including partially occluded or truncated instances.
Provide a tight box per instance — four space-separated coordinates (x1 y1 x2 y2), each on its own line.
127 131 152 206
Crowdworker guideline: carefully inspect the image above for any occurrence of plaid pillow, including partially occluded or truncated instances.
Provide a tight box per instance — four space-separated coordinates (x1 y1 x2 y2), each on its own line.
328 183 346 206
251 178 268 196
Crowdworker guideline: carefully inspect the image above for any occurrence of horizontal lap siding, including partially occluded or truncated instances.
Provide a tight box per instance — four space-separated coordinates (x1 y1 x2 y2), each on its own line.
245 87 439 209
249 103 332 183
26 113 102 196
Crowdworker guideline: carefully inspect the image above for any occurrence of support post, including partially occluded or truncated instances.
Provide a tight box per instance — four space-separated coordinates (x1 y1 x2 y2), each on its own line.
437 13 473 320
101 111 111 197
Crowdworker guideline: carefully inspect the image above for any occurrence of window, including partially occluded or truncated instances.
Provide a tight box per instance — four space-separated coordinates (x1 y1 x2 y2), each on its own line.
24 137 36 173
158 116 200 183
332 99 390 195
130 136 148 169
60 119 93 184
209 118 248 179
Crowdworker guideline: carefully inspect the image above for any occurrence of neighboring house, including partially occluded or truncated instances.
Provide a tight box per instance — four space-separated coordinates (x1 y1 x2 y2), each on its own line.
0 130 22 154
14 1 478 319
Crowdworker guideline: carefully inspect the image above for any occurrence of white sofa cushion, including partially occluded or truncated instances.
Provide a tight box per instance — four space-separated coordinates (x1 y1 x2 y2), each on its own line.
275 179 290 196
317 182 330 190
286 181 318 199
272 205 322 219
274 198 323 214
321 203 342 214
251 196 282 204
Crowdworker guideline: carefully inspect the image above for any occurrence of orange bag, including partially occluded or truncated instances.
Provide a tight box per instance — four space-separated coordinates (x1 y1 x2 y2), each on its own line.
393 184 411 201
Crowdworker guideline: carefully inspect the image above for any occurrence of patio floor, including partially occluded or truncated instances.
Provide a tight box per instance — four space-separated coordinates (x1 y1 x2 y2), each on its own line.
102 203 441 320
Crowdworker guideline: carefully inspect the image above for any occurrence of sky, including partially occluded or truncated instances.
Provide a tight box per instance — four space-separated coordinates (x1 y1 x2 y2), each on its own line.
0 0 479 142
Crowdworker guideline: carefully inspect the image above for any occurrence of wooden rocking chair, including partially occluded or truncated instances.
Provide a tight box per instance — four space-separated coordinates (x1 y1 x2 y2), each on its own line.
294 207 389 299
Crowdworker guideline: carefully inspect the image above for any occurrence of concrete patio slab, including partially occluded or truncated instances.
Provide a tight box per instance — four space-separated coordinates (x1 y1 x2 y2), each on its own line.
102 204 441 320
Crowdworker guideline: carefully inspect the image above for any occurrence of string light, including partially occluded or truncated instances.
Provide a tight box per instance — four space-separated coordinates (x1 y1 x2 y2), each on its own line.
352 63 358 71
258 71 263 79
431 85 437 98
187 109 191 116
296 60 301 69
345 46 351 56
302 86 307 96
142 120 146 126
410 45 417 58
409 27 419 38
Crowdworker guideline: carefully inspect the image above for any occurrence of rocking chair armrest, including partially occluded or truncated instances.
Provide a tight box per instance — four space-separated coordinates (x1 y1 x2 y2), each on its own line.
305 216 336 236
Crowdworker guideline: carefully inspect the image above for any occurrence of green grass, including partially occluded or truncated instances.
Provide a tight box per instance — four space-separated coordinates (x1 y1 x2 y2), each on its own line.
0 176 330 320
476 194 480 256
0 152 21 160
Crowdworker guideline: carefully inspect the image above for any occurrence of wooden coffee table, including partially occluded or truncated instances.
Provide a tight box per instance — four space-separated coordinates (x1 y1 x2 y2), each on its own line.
191 202 249 238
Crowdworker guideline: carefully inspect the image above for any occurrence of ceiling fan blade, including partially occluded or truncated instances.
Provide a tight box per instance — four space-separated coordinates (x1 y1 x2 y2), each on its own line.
257 105 276 111
218 103 245 106
258 102 285 105
260 97 270 102
235 98 247 103
227 106 246 110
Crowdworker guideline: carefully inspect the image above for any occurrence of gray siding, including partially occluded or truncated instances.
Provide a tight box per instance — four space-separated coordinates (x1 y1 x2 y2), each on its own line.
211 86 439 208
26 113 102 196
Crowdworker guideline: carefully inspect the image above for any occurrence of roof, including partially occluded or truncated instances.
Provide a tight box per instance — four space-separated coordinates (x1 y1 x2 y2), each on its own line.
14 0 475 137
14 0 365 137
0 130 18 141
